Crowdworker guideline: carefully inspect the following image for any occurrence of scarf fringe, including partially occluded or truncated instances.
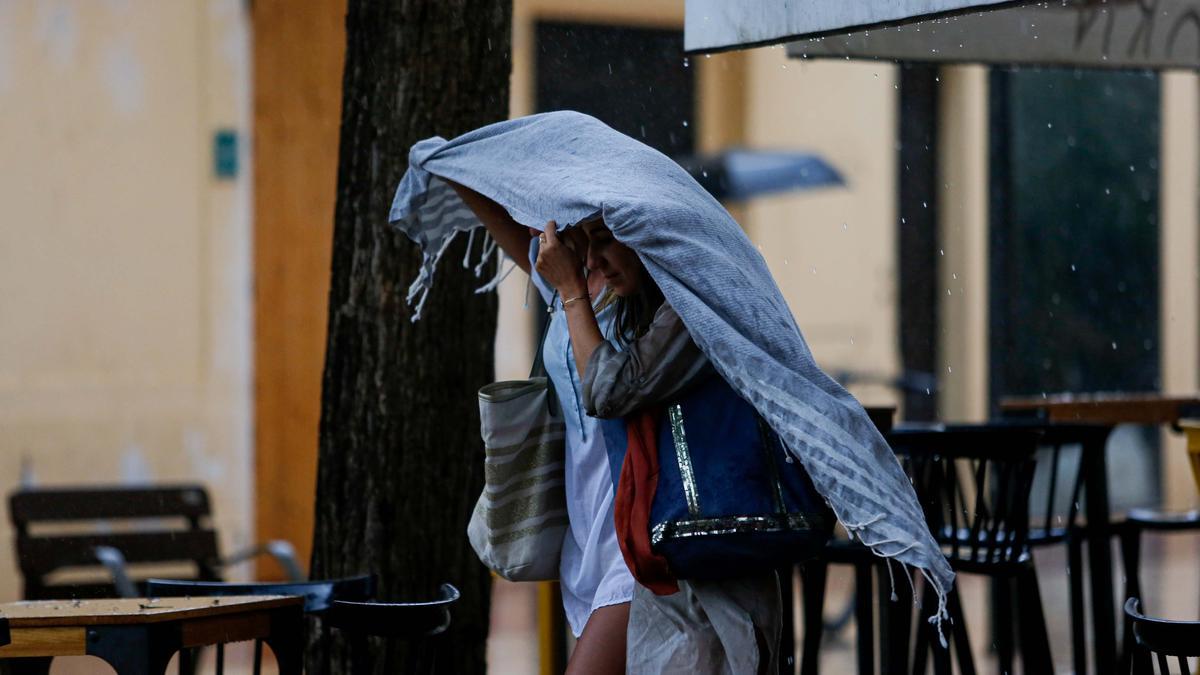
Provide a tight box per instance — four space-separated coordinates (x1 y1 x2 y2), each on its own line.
837 513 952 649
408 226 524 321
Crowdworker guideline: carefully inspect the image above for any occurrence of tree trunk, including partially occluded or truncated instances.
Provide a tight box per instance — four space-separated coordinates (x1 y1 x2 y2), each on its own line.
307 1 511 673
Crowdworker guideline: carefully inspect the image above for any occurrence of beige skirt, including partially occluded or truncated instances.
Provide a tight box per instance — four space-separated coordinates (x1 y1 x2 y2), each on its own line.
625 572 781 675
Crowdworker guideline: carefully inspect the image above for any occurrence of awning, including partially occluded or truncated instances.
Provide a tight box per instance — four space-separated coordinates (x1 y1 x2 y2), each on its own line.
686 0 1200 70
684 0 1018 53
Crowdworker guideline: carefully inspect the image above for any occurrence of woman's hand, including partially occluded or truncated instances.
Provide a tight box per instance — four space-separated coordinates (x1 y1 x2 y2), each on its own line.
535 221 588 298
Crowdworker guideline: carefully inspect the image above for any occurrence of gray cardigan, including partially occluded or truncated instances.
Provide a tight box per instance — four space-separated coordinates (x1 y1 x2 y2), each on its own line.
581 303 714 419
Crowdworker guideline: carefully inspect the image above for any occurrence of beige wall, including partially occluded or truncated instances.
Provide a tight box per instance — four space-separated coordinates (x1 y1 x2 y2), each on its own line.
0 0 253 601
743 52 902 410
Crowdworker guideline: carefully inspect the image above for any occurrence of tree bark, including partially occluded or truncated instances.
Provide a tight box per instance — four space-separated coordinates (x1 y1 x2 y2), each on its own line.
307 1 511 672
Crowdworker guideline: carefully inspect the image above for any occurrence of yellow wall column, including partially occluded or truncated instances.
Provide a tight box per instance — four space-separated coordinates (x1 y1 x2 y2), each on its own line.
937 66 990 423
1160 71 1200 509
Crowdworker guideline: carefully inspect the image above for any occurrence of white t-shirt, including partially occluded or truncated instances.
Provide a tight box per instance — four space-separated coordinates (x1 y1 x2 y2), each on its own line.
530 238 635 636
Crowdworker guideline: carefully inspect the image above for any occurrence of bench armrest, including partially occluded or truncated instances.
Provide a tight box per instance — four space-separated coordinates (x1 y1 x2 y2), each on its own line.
92 545 139 598
219 540 304 582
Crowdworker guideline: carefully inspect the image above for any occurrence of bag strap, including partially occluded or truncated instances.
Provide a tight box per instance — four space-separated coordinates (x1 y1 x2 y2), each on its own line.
529 291 557 378
531 291 560 417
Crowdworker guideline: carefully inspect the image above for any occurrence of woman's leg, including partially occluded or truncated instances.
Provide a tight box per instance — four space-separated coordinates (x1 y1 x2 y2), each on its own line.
566 602 631 675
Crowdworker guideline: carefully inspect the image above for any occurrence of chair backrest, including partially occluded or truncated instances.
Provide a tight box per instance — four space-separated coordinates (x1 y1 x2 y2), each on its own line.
991 421 1111 538
325 583 460 639
145 575 377 613
1125 598 1200 675
887 426 1042 567
9 484 221 599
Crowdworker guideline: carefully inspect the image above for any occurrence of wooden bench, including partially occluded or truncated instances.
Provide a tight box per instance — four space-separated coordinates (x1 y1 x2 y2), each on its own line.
9 484 301 601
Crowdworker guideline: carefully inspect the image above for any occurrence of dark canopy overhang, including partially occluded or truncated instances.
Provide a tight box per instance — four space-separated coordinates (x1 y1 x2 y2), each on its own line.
687 0 1200 70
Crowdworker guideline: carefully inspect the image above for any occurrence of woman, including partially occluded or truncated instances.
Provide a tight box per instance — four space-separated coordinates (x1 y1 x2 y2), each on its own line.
536 216 782 674
392 111 954 669
448 182 633 675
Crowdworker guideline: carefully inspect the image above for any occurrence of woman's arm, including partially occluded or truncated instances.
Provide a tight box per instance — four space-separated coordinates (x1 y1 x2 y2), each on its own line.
534 222 605 374
446 179 533 274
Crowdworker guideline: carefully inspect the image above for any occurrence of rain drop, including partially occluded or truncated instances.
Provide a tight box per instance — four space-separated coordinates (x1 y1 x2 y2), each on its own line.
682 120 689 127
1111 341 1118 350
1071 264 1077 271
947 366 953 374
683 57 690 68
1046 122 1053 129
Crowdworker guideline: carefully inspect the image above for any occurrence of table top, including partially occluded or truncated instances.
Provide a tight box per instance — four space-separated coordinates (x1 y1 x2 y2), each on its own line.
0 595 302 628
1000 393 1200 425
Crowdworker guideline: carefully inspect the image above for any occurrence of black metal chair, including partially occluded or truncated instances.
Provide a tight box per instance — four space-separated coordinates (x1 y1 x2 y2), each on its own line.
1124 597 1200 675
144 575 376 675
1120 510 1200 674
996 422 1111 675
0 616 9 647
324 583 460 673
799 422 1093 675
325 583 458 638
888 426 1051 675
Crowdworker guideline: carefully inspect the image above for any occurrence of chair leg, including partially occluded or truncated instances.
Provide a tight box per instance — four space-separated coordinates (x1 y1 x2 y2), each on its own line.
878 562 911 675
854 563 874 675
946 587 976 675
1015 567 1053 674
1120 521 1143 675
799 560 829 675
779 565 797 675
2 658 53 675
910 612 931 675
992 577 1015 675
1068 528 1089 675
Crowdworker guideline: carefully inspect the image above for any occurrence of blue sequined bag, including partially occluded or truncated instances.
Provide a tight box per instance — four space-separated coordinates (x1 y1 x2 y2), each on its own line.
600 375 833 580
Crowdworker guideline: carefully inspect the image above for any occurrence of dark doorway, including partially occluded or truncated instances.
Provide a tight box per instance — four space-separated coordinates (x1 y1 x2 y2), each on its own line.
535 21 695 158
989 67 1162 508
897 64 942 422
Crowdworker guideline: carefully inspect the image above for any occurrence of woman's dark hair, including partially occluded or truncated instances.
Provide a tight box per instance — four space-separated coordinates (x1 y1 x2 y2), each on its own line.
612 267 665 346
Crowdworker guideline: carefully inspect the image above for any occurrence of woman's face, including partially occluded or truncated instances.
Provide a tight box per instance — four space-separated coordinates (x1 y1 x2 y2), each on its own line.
582 219 643 297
